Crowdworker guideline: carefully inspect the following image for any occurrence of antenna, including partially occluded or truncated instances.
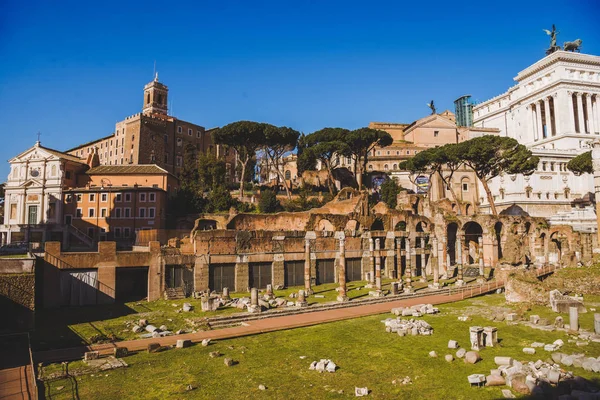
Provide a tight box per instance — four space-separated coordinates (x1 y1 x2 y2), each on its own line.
153 61 156 79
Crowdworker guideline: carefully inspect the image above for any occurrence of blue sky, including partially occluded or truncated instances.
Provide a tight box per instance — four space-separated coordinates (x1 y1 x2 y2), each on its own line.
0 0 599 179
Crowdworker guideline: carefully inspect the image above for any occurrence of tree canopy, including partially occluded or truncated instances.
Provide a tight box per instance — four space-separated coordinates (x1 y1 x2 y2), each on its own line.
567 150 592 175
380 178 402 209
342 128 393 189
262 125 300 199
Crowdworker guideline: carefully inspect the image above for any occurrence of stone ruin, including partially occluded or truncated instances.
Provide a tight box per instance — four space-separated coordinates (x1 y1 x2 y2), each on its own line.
381 318 433 336
549 289 587 313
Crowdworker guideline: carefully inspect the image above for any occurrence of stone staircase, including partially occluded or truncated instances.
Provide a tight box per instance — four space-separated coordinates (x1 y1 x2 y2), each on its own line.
164 287 186 300
67 225 94 248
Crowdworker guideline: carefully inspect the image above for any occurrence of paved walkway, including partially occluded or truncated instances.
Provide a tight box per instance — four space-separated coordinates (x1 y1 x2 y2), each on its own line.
0 334 37 400
36 291 467 363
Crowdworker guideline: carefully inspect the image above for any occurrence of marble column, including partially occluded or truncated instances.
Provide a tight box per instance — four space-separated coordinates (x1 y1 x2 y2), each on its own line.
544 97 554 137
304 238 312 295
528 105 537 141
456 234 464 285
440 235 447 274
374 251 382 291
404 237 412 292
420 237 427 282
552 94 561 135
586 93 596 135
536 100 545 139
395 238 403 280
594 95 600 134
337 238 348 302
432 237 440 288
567 92 576 132
577 93 585 133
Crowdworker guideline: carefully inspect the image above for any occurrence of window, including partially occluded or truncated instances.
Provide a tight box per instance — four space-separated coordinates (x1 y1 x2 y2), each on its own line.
384 164 388 170
148 208 155 218
393 164 397 170
434 130 439 137
66 171 72 179
88 208 95 218
115 193 122 202
188 128 192 136
139 208 146 218
542 162 547 171
66 194 73 203
114 228 121 238
177 138 182 147
197 131 202 138
164 134 168 144
101 193 108 202
285 170 291 180
76 208 82 218
124 227 131 238
550 162 555 171
101 208 107 217
149 193 156 202
150 153 156 162
368 165 373 170
115 208 122 218
125 193 131 202
462 183 469 192
176 156 182 167
140 193 146 202
124 208 131 218
164 153 169 163
51 165 57 176
89 193 95 202
177 126 182 133
10 204 17 219
377 151 380 155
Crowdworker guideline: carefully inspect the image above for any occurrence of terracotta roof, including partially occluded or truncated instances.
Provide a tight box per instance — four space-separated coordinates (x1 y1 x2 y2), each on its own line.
38 145 86 164
86 165 169 175
65 134 114 152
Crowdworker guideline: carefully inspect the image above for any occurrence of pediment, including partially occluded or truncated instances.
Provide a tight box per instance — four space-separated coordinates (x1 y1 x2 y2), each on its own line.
10 146 59 163
19 179 43 188
404 114 457 134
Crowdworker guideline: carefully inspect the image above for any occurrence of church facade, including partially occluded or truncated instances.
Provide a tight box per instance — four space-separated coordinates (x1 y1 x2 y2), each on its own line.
473 50 600 227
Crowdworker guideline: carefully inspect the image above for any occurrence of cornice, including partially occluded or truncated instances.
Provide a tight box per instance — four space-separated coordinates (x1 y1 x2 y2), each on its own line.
515 51 600 82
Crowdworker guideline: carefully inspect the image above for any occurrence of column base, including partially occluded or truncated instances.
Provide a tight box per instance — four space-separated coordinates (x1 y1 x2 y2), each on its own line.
455 280 465 287
304 288 314 296
420 277 427 283
295 301 308 307
247 305 262 314
428 282 441 290
369 290 386 298
476 277 487 284
403 287 414 294
336 295 349 302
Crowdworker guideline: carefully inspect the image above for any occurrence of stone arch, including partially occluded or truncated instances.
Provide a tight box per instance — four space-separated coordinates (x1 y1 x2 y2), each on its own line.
446 222 459 265
197 219 218 230
463 221 483 264
371 218 384 231
549 231 566 263
345 219 360 231
285 170 291 180
317 219 335 231
465 203 472 215
395 221 407 231
415 221 428 232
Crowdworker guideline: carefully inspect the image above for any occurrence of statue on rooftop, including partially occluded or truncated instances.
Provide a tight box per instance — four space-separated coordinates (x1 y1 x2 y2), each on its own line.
426 100 436 115
543 24 560 55
563 39 583 52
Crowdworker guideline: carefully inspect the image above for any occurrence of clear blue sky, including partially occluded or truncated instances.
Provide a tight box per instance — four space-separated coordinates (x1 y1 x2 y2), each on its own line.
1 0 599 179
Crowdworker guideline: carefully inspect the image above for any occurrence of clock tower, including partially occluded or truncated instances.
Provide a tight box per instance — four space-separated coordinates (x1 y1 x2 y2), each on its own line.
142 73 168 115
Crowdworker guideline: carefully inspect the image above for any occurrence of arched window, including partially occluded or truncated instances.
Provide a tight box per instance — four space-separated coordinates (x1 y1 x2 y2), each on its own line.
393 164 397 170
158 94 163 104
368 165 373 170
51 165 57 176
284 170 291 180
146 93 150 104
384 164 388 170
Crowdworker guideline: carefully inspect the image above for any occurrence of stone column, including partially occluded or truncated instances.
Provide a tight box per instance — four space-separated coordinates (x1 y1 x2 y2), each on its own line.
304 238 313 295
420 237 427 283
567 91 576 132
337 238 348 302
374 253 382 291
440 235 447 274
432 237 440 288
456 234 464 286
404 237 412 293
552 93 561 135
248 287 260 313
385 231 396 278
222 287 230 300
594 95 600 133
569 306 579 331
528 105 537 141
469 326 484 351
544 97 554 137
536 100 545 139
586 93 596 134
296 289 308 307
478 236 485 281
577 93 585 133
594 313 600 334
395 238 403 280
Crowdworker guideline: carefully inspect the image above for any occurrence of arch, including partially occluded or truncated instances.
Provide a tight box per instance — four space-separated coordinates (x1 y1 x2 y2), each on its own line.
345 219 360 231
284 170 291 180
146 93 150 104
446 222 459 266
460 176 470 193
415 221 428 232
197 219 218 230
494 222 503 260
384 164 389 170
371 218 384 231
394 221 407 231
465 203 472 215
393 164 397 170
158 94 163 104
463 221 483 264
317 219 335 231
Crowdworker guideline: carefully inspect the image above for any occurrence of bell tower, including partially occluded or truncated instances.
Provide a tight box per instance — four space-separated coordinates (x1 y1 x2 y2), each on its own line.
142 73 168 115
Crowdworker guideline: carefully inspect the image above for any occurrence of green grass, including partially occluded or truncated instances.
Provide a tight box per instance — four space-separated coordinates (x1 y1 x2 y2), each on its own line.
40 293 600 399
32 277 481 351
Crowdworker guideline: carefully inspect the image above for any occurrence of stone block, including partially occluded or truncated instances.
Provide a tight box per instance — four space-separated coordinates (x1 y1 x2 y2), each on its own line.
147 343 161 353
176 339 192 348
113 347 128 358
84 351 99 361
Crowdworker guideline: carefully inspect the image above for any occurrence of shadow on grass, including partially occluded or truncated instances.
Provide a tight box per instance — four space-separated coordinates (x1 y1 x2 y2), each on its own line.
32 302 138 351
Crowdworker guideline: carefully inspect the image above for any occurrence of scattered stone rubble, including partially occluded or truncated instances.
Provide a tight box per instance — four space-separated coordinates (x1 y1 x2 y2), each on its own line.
381 318 433 336
390 304 439 317
309 359 338 373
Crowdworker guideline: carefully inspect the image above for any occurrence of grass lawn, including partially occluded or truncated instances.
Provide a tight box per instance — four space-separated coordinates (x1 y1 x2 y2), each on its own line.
32 276 481 351
41 293 600 399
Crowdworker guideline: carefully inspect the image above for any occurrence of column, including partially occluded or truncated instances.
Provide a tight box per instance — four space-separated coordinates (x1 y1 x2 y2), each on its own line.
420 237 427 282
440 235 447 274
337 238 348 302
532 105 539 141
478 236 485 281
552 93 561 135
536 100 545 139
374 251 382 292
432 237 440 288
594 95 600 134
577 93 585 133
304 238 312 295
567 91 576 132
404 237 412 292
396 238 403 280
544 97 553 137
456 234 464 285
586 93 596 135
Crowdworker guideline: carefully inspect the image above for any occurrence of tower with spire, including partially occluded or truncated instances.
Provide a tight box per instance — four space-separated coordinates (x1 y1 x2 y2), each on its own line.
142 72 168 115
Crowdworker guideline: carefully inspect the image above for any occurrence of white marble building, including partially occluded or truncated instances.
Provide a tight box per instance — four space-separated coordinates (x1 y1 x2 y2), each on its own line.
0 141 88 245
473 50 600 230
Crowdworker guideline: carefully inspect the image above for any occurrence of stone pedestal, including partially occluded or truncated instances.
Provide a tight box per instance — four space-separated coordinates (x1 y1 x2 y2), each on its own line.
265 284 274 300
569 306 579 331
222 287 230 300
469 326 485 351
248 287 261 313
296 289 308 307
483 326 498 347
595 313 600 334
390 282 399 295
